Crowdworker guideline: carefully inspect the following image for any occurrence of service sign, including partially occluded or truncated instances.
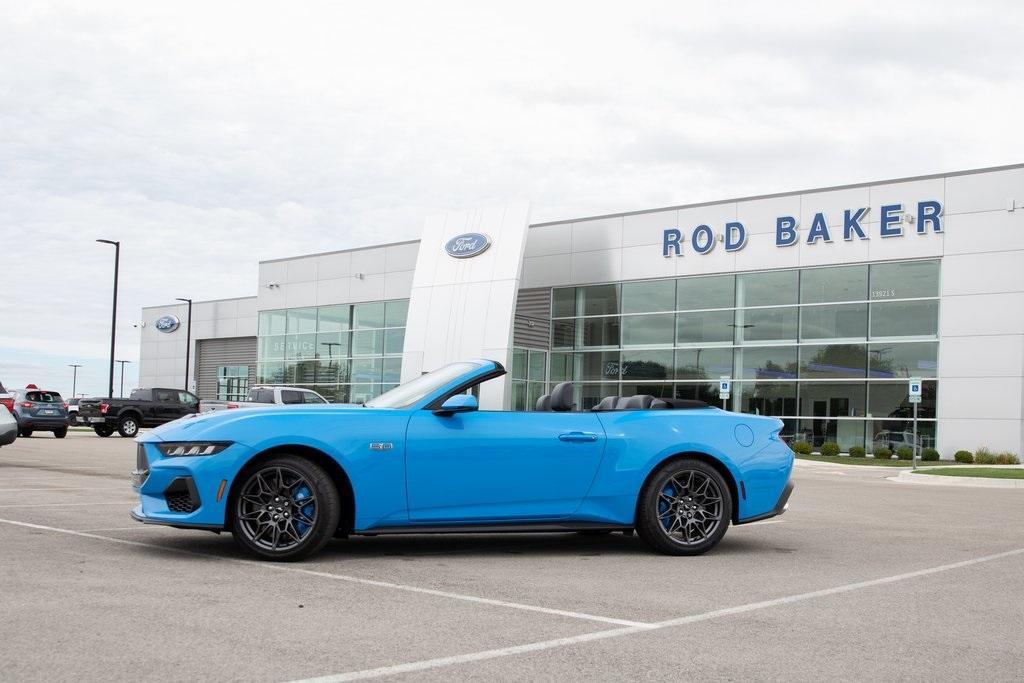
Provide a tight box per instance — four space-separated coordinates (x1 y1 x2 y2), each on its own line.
662 201 942 258
444 232 491 259
154 315 180 333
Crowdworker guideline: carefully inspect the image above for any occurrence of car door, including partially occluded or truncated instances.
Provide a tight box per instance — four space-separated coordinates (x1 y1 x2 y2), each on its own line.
177 391 199 416
404 409 607 523
151 389 179 424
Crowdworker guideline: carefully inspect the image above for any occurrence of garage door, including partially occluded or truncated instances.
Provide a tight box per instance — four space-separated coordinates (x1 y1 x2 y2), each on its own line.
195 337 257 400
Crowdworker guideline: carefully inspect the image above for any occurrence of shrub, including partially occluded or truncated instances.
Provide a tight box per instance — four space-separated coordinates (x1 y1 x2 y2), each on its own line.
896 446 914 461
975 447 997 465
954 450 974 464
995 452 1021 465
921 448 940 462
791 441 812 455
849 446 866 459
874 447 892 461
820 441 840 457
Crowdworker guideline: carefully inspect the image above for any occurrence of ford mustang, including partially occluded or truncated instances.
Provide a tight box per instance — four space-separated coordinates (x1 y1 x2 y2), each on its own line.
131 359 793 561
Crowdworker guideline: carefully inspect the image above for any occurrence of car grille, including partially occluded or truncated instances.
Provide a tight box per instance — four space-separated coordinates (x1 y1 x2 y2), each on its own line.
166 491 196 513
163 477 200 514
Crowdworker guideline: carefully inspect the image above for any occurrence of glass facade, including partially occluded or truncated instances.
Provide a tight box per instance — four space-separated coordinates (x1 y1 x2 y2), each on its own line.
549 260 940 452
216 365 250 401
510 348 549 411
257 299 408 403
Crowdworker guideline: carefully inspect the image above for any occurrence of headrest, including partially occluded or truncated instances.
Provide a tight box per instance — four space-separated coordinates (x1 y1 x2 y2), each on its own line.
549 382 575 412
592 395 619 412
650 399 669 410
617 394 655 410
535 394 551 411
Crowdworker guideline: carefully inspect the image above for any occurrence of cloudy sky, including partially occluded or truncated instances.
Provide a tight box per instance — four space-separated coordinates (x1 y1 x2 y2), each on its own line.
1 0 1021 397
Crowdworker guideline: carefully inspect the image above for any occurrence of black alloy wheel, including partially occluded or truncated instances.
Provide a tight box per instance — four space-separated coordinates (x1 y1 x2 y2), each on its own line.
231 456 340 561
636 458 732 556
117 416 139 438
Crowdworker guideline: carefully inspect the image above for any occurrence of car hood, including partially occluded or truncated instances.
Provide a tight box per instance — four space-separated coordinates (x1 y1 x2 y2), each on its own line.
142 402 370 442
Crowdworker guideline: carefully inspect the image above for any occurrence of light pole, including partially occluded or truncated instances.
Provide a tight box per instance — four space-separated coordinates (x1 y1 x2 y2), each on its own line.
176 298 193 392
116 360 132 397
96 239 120 398
68 364 82 398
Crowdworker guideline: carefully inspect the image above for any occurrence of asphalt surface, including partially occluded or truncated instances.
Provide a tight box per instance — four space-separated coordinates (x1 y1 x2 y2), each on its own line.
1 432 1022 681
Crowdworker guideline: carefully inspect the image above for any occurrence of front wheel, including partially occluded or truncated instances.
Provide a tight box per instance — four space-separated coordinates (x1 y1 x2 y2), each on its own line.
231 456 341 561
636 458 732 556
117 416 139 438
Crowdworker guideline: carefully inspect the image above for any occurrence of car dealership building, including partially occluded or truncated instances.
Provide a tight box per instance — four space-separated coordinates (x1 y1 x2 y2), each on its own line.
139 163 1024 457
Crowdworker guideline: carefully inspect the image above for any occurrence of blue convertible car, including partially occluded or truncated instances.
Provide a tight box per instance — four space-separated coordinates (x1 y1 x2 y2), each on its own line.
132 359 793 560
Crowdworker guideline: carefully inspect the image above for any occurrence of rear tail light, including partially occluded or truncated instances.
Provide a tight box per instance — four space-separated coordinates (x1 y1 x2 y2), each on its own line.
20 402 34 408
226 403 239 409
100 403 109 414
1 398 14 413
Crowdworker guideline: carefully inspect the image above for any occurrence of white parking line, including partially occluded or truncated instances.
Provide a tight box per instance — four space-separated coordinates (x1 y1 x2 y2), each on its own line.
0 501 138 508
0 517 649 628
0 487 129 492
290 545 1024 682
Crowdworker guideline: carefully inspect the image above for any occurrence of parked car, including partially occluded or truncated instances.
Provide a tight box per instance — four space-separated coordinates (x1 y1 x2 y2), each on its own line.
78 388 199 438
66 397 83 423
872 430 923 452
132 359 795 561
0 380 14 414
12 389 70 438
199 386 329 413
0 405 17 447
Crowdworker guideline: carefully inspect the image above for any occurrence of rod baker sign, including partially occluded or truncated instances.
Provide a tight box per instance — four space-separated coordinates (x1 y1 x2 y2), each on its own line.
662 200 942 257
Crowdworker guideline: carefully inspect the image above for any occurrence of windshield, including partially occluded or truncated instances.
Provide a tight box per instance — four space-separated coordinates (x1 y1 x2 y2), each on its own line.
365 362 481 409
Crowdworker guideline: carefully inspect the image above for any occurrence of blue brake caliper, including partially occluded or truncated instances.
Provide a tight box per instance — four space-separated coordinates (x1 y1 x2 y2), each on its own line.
659 484 675 530
294 485 313 535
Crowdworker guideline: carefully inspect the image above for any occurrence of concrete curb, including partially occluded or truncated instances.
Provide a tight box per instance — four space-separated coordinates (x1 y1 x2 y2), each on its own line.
887 469 1024 489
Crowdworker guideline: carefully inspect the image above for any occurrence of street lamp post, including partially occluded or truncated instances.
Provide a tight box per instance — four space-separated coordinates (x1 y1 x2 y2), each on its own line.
68 364 82 398
176 298 193 392
116 360 132 398
96 239 120 398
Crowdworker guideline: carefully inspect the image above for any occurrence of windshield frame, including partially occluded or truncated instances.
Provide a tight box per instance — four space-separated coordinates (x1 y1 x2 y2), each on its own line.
364 361 501 410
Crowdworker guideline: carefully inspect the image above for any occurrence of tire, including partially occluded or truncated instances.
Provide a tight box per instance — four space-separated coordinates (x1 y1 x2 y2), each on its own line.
54 428 68 439
636 458 732 556
94 426 114 437
117 415 140 438
231 456 341 561
19 429 33 438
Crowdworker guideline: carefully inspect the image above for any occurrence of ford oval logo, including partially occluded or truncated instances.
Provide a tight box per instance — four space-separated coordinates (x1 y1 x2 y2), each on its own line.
444 233 491 259
154 315 180 333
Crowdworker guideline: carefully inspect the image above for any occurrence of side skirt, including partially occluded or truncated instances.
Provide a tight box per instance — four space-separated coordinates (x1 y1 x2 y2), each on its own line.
355 522 633 536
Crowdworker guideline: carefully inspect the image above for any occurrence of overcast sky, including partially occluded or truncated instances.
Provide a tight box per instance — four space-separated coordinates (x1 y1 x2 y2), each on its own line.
1 0 1021 397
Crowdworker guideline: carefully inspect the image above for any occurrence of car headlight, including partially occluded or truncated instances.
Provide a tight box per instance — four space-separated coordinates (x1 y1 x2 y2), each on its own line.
156 442 232 457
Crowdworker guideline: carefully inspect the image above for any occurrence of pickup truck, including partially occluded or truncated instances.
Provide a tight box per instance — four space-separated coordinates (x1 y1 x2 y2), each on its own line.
77 388 199 437
199 385 329 412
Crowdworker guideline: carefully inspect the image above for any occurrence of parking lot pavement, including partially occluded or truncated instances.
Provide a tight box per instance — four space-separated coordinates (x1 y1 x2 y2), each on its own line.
1 432 1022 681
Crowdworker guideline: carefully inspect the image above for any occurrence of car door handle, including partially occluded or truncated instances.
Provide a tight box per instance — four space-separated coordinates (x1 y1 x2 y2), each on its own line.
558 431 599 443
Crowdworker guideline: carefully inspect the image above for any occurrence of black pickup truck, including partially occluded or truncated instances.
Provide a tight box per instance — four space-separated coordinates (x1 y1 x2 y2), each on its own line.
77 388 200 437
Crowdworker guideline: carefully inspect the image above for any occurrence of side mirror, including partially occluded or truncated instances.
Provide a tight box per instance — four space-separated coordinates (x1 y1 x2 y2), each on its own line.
434 394 478 416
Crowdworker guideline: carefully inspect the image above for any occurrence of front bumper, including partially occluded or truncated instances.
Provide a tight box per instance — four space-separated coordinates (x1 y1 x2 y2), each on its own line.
131 439 252 530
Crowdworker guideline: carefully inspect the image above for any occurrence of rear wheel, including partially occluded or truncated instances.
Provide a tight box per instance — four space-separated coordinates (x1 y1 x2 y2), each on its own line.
94 426 114 437
117 416 139 438
54 427 67 439
19 429 33 438
231 456 340 561
636 458 732 556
